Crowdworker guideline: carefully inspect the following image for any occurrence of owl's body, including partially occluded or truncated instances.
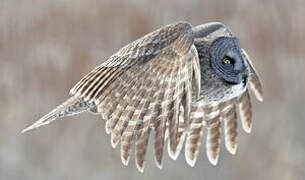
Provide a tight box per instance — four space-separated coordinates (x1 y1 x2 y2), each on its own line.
22 21 263 172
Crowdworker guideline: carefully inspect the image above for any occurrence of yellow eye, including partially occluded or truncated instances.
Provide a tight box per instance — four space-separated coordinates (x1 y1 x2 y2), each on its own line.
223 59 231 64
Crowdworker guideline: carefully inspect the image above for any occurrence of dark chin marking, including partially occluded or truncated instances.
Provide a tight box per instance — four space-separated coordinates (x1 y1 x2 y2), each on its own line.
242 75 248 87
225 80 239 85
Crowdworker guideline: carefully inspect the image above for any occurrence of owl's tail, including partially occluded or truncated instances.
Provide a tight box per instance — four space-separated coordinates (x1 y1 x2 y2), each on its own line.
21 96 92 133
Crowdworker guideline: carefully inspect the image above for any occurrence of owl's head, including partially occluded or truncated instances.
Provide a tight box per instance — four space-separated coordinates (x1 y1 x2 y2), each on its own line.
192 22 250 102
209 36 247 86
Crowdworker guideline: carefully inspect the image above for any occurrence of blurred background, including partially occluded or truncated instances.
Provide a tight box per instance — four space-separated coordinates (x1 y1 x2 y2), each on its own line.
1 0 304 179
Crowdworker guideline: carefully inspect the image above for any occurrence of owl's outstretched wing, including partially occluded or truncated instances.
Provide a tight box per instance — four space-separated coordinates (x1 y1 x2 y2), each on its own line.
69 22 200 172
183 23 263 167
185 74 262 167
184 90 252 166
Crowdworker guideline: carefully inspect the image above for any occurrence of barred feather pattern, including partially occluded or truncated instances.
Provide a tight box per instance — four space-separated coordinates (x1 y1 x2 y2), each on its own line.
237 90 252 133
120 66 162 165
68 22 196 172
135 50 180 171
222 102 238 155
182 48 263 167
184 87 257 167
69 22 193 100
185 104 205 167
206 113 222 166
153 73 173 168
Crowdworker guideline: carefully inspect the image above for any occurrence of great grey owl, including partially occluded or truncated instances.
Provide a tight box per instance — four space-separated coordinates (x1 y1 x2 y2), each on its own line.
22 21 263 172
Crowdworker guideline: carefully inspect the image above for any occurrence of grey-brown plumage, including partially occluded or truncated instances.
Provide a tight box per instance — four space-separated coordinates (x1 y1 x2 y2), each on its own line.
22 21 263 172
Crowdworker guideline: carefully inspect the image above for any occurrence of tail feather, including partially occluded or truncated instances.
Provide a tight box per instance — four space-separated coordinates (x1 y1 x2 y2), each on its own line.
21 96 92 133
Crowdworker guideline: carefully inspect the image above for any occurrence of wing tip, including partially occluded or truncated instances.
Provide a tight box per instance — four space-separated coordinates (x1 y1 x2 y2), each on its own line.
240 115 252 134
256 93 264 102
21 125 36 134
167 142 179 160
207 152 219 166
225 143 237 155
121 155 130 166
136 161 145 173
21 97 88 134
111 136 119 148
185 153 197 167
243 125 252 134
21 118 52 134
154 158 163 169
105 126 111 135
249 83 264 102
242 122 252 134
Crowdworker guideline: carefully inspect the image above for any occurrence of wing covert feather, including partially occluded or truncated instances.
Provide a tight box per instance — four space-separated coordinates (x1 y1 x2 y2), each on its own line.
69 22 194 100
